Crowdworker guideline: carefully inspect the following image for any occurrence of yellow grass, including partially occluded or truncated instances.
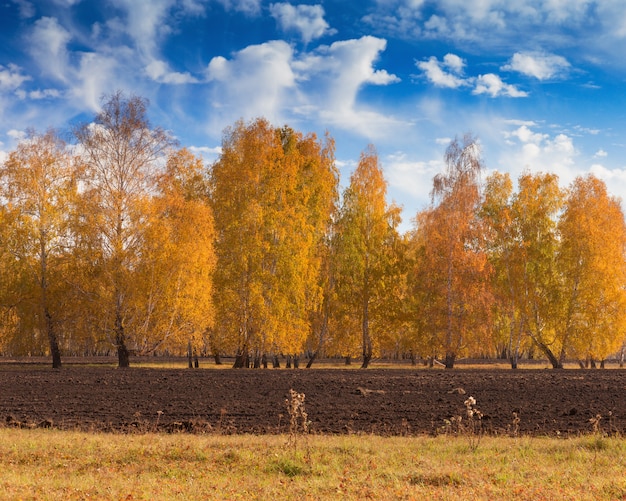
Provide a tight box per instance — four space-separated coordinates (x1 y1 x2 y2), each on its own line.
0 429 625 500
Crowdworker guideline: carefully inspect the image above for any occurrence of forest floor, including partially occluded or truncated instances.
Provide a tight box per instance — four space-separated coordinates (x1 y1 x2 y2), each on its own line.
0 358 624 436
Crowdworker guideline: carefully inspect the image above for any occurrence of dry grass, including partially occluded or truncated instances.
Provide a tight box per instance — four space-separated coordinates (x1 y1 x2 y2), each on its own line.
0 429 625 500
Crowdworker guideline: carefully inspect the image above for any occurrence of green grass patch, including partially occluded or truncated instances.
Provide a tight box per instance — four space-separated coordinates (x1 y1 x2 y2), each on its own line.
0 429 625 500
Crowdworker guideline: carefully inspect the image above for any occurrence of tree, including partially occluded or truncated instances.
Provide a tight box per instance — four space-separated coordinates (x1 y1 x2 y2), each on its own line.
511 172 564 368
74 91 174 367
209 118 337 367
410 135 492 368
481 171 527 368
131 148 216 356
0 129 79 368
557 175 626 366
333 145 402 368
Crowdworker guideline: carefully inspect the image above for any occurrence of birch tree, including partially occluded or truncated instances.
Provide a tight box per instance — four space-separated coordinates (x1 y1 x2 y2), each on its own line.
557 175 626 366
333 145 402 368
74 91 173 367
209 119 337 367
0 130 79 368
411 135 492 368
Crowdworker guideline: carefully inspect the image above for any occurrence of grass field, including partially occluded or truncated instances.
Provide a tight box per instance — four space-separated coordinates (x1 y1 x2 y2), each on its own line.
1 428 625 500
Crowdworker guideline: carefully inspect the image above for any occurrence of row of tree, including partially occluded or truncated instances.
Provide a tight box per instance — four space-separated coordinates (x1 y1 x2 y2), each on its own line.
1 92 625 369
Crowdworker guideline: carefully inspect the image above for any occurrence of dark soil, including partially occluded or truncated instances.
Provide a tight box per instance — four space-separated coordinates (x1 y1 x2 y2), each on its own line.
1 363 625 436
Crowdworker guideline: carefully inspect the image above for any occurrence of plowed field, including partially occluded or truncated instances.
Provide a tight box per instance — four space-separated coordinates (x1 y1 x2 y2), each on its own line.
1 364 624 436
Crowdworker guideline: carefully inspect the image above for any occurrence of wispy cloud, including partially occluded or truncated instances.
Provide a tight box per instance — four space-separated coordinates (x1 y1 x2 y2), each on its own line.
215 0 262 16
0 64 30 91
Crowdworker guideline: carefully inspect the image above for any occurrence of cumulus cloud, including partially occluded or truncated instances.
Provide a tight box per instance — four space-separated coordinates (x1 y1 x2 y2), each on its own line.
501 124 580 183
416 53 467 88
292 36 402 136
270 3 336 44
502 52 570 80
473 73 527 97
594 149 608 157
206 40 296 125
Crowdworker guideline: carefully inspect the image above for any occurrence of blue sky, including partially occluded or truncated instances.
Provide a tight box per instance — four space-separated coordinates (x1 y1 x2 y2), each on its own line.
1 0 626 229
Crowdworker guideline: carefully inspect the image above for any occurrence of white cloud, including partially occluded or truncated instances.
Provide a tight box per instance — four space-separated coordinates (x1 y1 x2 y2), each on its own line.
473 73 528 97
416 54 466 88
188 145 223 163
594 149 608 158
501 124 580 184
70 51 127 111
206 40 296 126
502 52 570 80
145 60 198 84
270 3 336 44
11 0 35 18
215 0 262 16
292 36 402 137
27 17 72 83
589 164 626 202
189 145 222 157
7 129 27 140
0 64 30 92
15 88 61 100
109 0 176 57
51 0 82 5
385 150 442 201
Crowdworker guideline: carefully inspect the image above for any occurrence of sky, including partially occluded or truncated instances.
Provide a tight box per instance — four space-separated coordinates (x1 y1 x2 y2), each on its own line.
1 0 626 230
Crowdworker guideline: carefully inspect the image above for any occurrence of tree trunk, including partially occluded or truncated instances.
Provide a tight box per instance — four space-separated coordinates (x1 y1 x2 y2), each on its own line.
444 352 456 369
293 356 299 369
233 350 247 368
273 355 280 368
213 352 222 365
306 351 317 368
187 340 193 369
45 310 62 369
533 340 562 369
115 309 130 368
344 355 351 365
361 292 372 369
261 354 268 368
361 354 372 369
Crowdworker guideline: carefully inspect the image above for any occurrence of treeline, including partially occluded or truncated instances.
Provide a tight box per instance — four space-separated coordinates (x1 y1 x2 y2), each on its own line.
1 92 625 369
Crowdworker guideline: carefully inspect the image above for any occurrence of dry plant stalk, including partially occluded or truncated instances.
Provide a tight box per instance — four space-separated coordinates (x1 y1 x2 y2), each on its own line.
286 389 309 449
